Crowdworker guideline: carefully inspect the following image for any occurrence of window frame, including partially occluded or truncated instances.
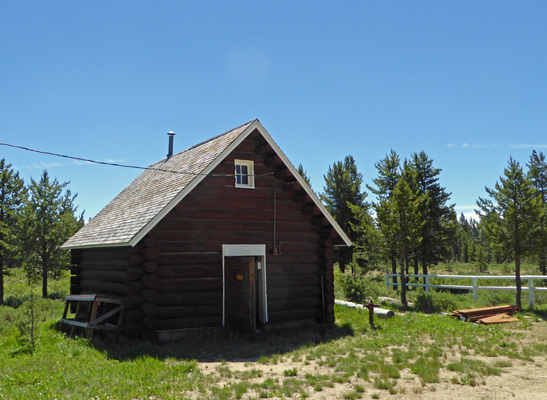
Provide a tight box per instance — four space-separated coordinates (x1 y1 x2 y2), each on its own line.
234 159 255 189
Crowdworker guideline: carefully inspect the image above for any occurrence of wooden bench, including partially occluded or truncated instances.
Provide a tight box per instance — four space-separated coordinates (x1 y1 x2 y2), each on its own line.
60 294 125 338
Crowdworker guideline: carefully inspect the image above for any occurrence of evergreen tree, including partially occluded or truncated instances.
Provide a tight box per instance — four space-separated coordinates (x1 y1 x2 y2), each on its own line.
477 157 541 308
23 171 83 298
321 155 366 272
377 175 424 305
297 163 312 190
410 151 456 276
0 159 26 304
368 150 401 282
527 150 547 275
348 202 381 274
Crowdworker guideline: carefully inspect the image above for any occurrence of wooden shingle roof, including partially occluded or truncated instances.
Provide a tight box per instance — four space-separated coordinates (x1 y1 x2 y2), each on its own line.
62 120 351 249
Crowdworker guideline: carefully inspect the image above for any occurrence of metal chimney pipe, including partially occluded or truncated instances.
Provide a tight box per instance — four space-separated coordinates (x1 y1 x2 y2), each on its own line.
167 131 175 158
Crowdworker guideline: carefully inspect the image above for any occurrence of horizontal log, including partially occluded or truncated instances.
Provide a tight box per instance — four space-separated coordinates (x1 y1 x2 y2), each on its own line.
274 168 293 181
302 204 321 216
255 143 273 155
143 236 156 247
127 281 145 295
264 154 283 168
80 269 127 284
142 275 222 293
267 285 321 300
158 218 318 235
128 244 143 255
125 309 144 323
142 247 161 261
267 263 321 275
142 290 222 306
268 297 321 313
143 316 221 330
80 259 128 271
155 265 222 280
143 261 158 273
127 267 144 281
177 194 300 212
129 254 145 267
152 230 319 245
268 253 322 265
80 280 127 296
142 303 222 319
166 207 310 224
70 276 81 285
282 180 303 192
81 248 130 261
268 274 320 288
157 253 222 266
268 307 322 323
123 294 144 309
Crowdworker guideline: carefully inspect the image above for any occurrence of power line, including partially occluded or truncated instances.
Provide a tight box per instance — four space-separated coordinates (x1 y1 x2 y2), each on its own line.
0 142 274 178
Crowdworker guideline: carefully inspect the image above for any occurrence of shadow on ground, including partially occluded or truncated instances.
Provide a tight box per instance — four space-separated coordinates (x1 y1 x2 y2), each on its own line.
69 323 355 363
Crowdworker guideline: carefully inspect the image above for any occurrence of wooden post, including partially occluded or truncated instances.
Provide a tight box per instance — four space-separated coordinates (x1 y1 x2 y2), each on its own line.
366 301 375 328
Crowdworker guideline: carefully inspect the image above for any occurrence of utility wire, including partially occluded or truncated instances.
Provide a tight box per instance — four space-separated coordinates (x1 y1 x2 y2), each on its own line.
0 142 274 178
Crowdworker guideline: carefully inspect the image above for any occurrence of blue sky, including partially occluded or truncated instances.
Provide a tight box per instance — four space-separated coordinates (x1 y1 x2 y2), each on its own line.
1 1 546 221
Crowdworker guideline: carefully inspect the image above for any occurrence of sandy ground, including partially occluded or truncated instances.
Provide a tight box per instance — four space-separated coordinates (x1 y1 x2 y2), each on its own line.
198 321 547 399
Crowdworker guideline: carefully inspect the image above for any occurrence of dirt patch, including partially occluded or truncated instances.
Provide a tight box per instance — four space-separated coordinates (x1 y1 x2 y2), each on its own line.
196 321 547 399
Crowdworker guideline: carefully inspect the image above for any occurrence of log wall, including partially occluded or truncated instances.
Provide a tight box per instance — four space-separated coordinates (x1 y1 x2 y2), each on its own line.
70 129 339 339
142 129 336 333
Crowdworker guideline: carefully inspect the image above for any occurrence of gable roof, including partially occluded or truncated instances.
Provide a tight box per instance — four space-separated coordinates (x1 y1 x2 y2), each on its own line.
62 120 351 249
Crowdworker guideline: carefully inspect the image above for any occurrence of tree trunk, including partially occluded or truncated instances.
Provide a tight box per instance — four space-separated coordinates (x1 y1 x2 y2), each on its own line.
422 256 428 285
391 255 398 291
515 253 521 309
413 258 419 275
42 260 48 298
400 250 407 306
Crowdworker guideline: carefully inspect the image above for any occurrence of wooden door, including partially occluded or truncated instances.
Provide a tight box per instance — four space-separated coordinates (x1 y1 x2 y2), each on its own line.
225 256 256 334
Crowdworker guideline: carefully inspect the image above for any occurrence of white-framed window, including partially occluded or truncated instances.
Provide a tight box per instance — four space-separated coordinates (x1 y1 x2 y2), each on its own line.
235 160 255 188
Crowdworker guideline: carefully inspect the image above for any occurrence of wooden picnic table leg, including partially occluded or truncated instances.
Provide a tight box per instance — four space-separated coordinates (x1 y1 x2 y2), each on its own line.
87 300 100 339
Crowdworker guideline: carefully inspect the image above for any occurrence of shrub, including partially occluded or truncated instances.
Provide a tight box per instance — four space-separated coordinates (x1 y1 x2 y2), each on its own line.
339 274 370 304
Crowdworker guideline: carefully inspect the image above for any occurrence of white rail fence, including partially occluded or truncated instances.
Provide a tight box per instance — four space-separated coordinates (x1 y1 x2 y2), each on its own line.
386 273 547 307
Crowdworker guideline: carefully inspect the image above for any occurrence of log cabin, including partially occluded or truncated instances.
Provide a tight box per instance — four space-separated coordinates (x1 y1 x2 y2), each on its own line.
62 120 351 340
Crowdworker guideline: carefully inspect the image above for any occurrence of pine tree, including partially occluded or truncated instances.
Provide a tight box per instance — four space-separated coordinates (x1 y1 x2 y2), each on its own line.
321 156 366 272
368 150 401 283
527 150 547 275
477 157 541 308
297 163 312 190
23 171 83 298
377 175 424 305
0 159 26 304
410 151 456 277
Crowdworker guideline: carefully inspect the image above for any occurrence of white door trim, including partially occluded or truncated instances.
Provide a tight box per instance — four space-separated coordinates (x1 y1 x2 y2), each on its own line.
222 244 268 327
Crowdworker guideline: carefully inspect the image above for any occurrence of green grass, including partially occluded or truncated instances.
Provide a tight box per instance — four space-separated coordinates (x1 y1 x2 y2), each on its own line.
2 266 547 398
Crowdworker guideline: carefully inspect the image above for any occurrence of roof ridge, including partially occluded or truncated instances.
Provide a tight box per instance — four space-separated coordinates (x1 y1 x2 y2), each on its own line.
154 119 257 166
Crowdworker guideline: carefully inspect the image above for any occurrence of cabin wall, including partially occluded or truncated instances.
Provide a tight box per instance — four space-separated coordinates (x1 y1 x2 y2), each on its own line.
139 129 336 335
69 246 146 337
